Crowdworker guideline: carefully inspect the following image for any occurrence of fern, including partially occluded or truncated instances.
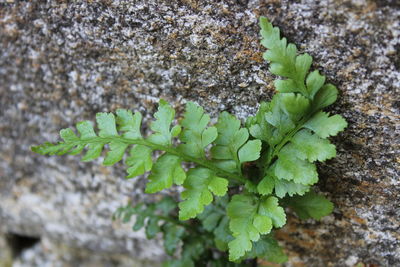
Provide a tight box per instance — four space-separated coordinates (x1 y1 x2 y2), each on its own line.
113 197 187 256
32 16 347 265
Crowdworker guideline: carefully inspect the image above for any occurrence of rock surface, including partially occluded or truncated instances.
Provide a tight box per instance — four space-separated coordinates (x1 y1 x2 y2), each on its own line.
0 0 399 266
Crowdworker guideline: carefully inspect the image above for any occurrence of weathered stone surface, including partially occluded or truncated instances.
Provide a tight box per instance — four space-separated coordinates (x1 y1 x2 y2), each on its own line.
0 0 398 266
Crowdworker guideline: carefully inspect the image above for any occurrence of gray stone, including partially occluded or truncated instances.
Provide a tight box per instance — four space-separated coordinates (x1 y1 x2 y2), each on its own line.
0 0 399 266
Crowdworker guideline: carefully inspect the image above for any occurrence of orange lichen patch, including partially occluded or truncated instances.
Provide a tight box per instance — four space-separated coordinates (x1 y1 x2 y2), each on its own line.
392 231 400 240
181 0 200 10
167 32 178 40
221 7 232 16
356 102 399 121
292 262 307 267
360 1 377 15
235 50 263 63
337 62 361 80
342 209 367 225
279 215 301 231
98 166 111 176
251 52 264 63
356 181 374 193
302 229 317 238
275 225 318 250
275 230 292 242
234 35 264 62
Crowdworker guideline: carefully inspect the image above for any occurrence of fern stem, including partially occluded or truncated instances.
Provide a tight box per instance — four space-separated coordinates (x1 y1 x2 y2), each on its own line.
269 113 312 162
75 137 247 184
139 139 247 184
156 215 191 229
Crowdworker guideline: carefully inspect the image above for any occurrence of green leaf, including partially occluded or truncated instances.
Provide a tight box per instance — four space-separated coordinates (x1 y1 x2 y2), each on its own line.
145 154 186 193
163 223 185 256
211 112 249 172
125 145 153 178
76 121 97 139
312 83 338 110
227 195 265 260
214 216 233 251
113 203 149 231
253 214 272 234
77 121 103 161
114 197 186 260
280 93 310 122
146 216 160 239
257 176 275 196
60 128 78 142
228 233 253 261
31 121 98 157
259 17 280 45
164 237 206 267
76 113 119 161
197 198 234 252
238 140 262 163
294 53 312 86
135 205 156 231
116 109 142 139
198 210 222 232
265 95 295 142
274 178 310 198
282 191 334 220
148 100 179 146
258 165 310 197
179 102 217 158
213 112 249 155
258 196 286 228
103 141 129 166
291 129 336 162
274 79 297 94
246 102 273 143
179 168 228 220
246 100 295 146
96 112 118 137
213 160 237 173
113 196 180 241
243 235 288 264
99 111 135 165
257 166 275 196
275 144 318 185
304 111 348 138
260 17 315 98
157 196 178 215
82 143 104 161
202 127 218 147
112 204 139 223
244 180 258 193
306 70 326 99
227 194 275 261
198 196 228 222
171 125 182 137
55 129 79 155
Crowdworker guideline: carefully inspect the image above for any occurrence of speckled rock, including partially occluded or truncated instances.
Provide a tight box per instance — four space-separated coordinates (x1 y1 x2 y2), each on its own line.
0 0 399 266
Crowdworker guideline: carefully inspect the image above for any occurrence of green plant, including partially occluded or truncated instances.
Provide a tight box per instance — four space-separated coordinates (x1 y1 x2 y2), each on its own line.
32 17 347 266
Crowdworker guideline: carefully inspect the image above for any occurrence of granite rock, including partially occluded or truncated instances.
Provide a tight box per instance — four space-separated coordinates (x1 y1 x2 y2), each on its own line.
0 0 399 266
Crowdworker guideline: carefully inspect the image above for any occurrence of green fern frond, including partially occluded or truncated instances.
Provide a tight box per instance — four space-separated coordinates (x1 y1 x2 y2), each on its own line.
32 101 250 224
113 197 185 255
33 16 348 265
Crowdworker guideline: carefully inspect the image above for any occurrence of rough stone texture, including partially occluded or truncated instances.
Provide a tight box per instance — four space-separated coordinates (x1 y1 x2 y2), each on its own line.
0 0 399 266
